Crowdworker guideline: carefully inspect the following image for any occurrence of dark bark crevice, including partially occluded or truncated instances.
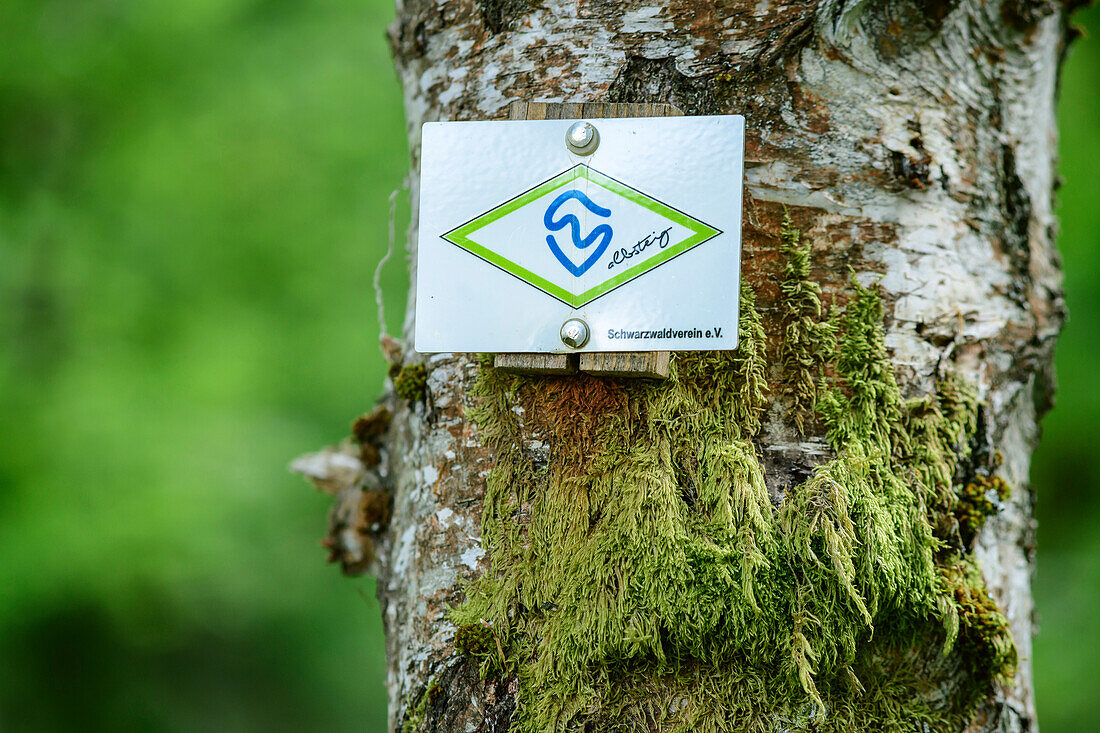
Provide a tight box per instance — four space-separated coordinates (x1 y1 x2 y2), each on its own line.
606 56 718 116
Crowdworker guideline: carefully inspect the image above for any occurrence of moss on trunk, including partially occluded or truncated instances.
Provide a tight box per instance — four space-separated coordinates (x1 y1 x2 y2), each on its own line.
431 235 1014 732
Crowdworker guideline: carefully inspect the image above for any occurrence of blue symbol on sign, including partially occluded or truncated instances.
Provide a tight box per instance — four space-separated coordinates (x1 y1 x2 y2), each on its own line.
543 190 613 277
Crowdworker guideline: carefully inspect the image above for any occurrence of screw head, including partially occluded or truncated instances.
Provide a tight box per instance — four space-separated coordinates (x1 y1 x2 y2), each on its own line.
560 318 590 349
565 122 599 155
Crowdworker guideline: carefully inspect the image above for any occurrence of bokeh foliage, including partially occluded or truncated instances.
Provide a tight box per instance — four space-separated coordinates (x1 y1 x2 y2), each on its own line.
0 0 406 730
0 0 1096 730
1033 4 1100 729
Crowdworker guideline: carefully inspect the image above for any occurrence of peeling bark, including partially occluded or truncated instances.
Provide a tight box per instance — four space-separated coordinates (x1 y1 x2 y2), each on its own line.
300 1 1072 730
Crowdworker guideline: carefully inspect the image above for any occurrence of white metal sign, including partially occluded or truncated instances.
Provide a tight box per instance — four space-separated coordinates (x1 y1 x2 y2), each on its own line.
415 115 744 353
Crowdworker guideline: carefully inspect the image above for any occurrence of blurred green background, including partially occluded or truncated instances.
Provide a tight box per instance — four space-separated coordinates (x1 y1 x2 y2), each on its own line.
0 1 1096 731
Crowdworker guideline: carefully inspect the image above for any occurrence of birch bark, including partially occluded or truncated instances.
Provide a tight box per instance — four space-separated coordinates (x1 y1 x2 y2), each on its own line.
297 1 1071 730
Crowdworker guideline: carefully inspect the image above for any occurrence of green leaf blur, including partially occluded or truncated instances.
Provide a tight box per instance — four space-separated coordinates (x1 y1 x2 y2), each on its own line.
0 0 406 730
1033 4 1100 730
0 0 1096 730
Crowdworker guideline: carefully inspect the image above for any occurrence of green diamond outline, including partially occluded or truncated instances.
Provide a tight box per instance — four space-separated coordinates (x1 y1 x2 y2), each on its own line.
441 164 722 308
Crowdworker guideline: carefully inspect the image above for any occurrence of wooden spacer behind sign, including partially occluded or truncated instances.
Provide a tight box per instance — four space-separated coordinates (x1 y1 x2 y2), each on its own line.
492 101 678 380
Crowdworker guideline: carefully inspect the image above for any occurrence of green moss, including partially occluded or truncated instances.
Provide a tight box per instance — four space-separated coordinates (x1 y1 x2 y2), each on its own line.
454 622 495 657
453 256 1014 731
394 363 427 406
956 474 1011 547
732 283 769 438
454 621 508 678
778 211 837 434
401 678 439 733
898 373 978 508
940 556 1017 683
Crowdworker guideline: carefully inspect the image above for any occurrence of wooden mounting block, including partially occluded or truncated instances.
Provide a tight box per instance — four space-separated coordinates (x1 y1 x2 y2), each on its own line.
492 101 678 380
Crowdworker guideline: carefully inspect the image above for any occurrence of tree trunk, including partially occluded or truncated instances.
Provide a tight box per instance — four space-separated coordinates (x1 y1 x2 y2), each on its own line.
299 1 1072 730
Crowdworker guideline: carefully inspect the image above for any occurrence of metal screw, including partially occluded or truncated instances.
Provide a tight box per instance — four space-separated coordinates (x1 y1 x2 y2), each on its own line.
560 318 590 349
565 121 599 155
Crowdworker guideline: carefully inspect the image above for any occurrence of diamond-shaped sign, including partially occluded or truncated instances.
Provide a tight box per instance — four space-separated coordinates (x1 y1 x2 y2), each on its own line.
415 115 744 353
441 165 721 308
